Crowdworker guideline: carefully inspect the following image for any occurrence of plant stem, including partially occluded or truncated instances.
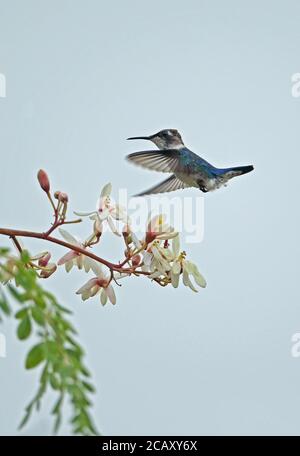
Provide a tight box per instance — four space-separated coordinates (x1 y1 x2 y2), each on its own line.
0 227 150 277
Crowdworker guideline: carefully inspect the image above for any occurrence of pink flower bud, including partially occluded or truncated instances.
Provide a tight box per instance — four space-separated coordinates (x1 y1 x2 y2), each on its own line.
132 254 141 267
37 169 50 193
54 191 68 203
38 252 51 267
58 192 68 203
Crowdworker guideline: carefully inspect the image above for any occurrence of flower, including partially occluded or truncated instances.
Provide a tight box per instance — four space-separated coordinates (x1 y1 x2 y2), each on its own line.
170 245 206 292
74 183 128 237
145 214 178 243
76 262 117 305
57 228 95 273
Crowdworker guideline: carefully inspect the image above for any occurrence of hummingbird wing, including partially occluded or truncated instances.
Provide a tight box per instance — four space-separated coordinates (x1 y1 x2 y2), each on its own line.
126 149 182 173
134 174 190 196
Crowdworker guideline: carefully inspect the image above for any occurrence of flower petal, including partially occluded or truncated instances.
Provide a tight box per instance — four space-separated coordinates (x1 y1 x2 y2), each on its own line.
172 236 180 257
76 255 83 269
131 232 142 249
100 183 112 198
73 210 97 217
105 284 116 305
189 262 207 288
57 250 78 265
110 204 128 222
172 261 181 275
89 260 103 277
107 216 121 236
59 228 81 246
143 251 153 266
171 270 180 288
30 251 49 261
76 278 98 295
151 245 171 272
65 260 74 273
182 269 198 292
100 289 108 306
98 207 110 221
81 290 91 301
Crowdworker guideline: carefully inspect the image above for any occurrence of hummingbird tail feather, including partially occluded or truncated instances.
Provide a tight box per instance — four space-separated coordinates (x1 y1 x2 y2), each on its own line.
133 174 189 196
230 165 254 176
218 165 254 180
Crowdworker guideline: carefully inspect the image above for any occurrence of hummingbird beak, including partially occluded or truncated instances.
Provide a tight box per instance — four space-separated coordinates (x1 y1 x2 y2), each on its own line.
127 135 152 141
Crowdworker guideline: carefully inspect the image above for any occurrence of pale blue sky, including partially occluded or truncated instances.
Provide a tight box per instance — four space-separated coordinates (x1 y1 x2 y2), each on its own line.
1 0 300 435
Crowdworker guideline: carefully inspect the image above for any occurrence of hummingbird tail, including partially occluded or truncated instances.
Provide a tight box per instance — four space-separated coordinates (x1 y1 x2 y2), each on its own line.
230 165 254 176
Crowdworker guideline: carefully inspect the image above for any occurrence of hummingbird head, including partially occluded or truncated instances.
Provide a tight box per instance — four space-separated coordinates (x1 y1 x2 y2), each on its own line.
127 129 184 150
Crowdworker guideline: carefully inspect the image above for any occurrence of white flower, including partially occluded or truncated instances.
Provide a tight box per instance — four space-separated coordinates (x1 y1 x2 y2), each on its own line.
57 228 95 273
145 214 178 243
74 183 128 237
150 241 172 274
171 255 206 292
169 237 206 291
75 261 117 305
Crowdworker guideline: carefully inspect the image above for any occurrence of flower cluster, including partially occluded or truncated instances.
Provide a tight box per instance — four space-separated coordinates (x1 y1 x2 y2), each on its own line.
1 170 206 307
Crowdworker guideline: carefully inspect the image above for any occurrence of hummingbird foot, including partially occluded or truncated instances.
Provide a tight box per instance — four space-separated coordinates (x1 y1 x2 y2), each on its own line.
197 180 208 193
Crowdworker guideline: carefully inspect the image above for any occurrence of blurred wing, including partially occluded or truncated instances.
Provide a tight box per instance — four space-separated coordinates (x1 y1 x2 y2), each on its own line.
126 149 181 173
134 174 190 196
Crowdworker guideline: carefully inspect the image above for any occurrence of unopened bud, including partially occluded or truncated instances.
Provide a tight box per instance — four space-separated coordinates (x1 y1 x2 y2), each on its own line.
37 169 50 193
58 192 68 203
132 254 141 267
54 191 68 203
40 263 57 278
38 252 51 267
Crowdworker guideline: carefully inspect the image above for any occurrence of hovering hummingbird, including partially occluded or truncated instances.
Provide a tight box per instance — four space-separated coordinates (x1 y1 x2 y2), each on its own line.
126 129 254 196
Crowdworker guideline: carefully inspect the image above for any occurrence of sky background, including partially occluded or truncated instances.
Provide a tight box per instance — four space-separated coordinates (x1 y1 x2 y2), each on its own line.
1 0 300 436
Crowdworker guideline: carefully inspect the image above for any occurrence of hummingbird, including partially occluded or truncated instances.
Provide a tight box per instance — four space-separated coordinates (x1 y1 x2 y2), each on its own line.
126 129 254 196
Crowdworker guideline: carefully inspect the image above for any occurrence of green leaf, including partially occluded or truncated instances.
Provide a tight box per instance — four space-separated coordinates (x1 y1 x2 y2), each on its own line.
17 314 32 340
51 394 64 415
31 306 45 326
0 289 11 316
50 374 60 390
82 381 96 393
25 343 46 369
20 250 30 264
7 285 27 303
15 308 29 320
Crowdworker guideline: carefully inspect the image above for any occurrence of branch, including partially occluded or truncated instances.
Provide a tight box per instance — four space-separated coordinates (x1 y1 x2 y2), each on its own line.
0 227 150 277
